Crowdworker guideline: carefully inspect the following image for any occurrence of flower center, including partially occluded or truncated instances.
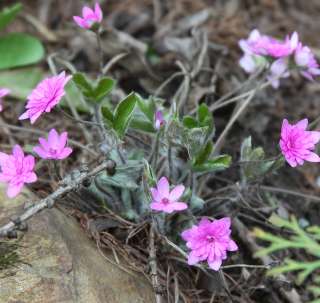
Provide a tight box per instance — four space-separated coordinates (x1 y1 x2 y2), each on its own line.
161 198 170 205
49 148 57 155
206 235 215 243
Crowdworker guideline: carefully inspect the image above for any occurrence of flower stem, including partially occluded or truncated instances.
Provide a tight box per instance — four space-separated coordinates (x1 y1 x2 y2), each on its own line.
96 30 104 75
53 161 62 181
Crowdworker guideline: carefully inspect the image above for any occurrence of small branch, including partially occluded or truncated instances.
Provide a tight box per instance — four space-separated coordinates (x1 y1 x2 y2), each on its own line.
0 161 110 237
102 52 128 75
149 220 163 303
221 264 270 269
213 91 255 155
260 185 320 203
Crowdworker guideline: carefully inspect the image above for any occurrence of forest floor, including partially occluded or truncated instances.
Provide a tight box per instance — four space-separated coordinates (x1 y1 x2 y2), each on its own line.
1 0 320 302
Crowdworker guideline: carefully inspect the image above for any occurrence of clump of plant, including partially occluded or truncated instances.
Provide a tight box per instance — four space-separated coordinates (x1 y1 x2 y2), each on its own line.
0 2 320 302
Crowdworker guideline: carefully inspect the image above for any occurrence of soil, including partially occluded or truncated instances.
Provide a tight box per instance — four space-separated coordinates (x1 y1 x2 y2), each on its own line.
1 0 320 302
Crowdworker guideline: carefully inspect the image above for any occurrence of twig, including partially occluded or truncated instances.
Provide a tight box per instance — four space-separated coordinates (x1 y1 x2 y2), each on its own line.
260 185 320 203
152 0 162 25
0 116 15 146
0 161 110 237
211 68 264 108
149 220 163 303
102 52 128 75
57 107 100 127
213 91 255 155
154 71 185 98
221 264 270 269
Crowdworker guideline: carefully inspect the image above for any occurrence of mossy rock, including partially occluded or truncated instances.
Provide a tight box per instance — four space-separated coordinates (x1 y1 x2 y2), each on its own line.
0 184 155 303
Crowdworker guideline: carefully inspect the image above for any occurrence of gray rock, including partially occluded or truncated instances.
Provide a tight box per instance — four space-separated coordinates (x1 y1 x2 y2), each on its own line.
0 184 155 303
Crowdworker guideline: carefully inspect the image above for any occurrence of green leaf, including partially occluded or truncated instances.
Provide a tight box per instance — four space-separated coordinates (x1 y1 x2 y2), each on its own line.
101 106 114 123
130 117 155 133
0 33 44 69
198 103 210 124
189 194 205 211
0 3 22 31
182 104 215 144
192 155 231 173
64 81 91 113
73 73 115 103
92 77 115 102
95 161 143 190
113 93 138 138
240 136 280 182
183 116 198 129
0 67 43 99
193 141 213 166
137 97 156 122
183 127 209 158
198 103 213 130
72 72 93 98
240 136 252 160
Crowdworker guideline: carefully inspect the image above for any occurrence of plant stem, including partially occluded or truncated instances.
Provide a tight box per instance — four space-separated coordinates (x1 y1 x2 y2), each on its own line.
53 161 62 180
149 219 163 303
96 30 104 75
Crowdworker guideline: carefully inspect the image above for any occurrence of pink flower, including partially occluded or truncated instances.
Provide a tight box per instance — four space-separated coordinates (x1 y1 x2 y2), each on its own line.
280 118 320 167
19 72 71 124
0 88 10 112
267 58 290 88
239 29 298 58
0 145 37 198
239 29 265 56
155 110 165 130
150 176 187 213
33 129 73 160
294 43 320 80
73 3 103 30
263 32 298 58
182 217 238 271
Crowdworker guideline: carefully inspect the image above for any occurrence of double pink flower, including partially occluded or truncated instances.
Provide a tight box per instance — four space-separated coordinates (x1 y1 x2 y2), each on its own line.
182 217 238 271
239 30 320 88
19 72 71 124
280 118 320 167
0 145 37 198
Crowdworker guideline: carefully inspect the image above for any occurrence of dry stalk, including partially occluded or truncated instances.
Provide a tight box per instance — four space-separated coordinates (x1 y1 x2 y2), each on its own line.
150 220 164 303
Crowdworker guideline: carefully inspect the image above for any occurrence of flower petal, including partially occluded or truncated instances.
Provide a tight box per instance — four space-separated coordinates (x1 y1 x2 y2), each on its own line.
33 146 49 159
169 184 185 201
304 152 320 162
150 202 164 211
295 118 308 131
57 147 73 159
7 182 24 198
208 258 222 271
157 176 169 198
168 202 188 212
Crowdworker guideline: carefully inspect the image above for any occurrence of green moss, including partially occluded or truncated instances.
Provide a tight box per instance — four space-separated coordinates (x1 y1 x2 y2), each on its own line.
0 241 20 270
